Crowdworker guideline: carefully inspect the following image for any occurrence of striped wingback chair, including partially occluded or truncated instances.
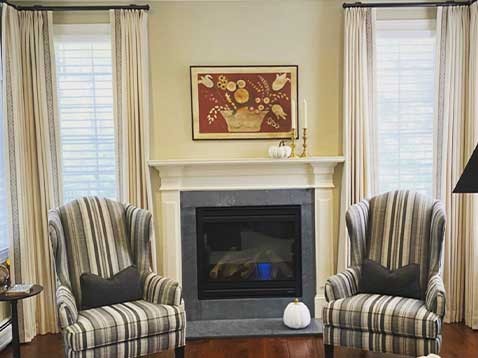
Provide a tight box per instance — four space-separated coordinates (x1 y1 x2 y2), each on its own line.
48 197 186 358
323 190 446 357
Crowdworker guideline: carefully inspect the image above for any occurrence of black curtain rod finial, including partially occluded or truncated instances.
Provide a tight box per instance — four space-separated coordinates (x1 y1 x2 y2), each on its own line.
343 0 474 8
0 0 150 11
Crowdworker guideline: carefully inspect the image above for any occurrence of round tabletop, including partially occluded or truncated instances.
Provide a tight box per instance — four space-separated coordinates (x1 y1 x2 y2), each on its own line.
0 285 43 302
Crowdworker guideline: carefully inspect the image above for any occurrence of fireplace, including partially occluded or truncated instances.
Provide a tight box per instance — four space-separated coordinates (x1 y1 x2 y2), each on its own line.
196 205 302 300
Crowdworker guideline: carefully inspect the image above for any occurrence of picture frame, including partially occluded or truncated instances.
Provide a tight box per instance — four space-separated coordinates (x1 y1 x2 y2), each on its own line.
190 65 298 140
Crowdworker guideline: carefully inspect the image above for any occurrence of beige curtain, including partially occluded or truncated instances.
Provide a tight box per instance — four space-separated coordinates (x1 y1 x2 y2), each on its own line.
435 4 478 328
466 2 478 329
338 8 377 272
2 4 60 340
111 9 151 210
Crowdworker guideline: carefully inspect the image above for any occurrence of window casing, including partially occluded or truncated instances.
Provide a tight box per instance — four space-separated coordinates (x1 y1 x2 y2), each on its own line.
375 20 436 197
54 24 117 203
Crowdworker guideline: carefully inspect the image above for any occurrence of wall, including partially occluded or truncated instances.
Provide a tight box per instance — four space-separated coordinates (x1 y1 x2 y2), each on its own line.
35 0 437 274
51 0 345 274
149 0 344 159
146 0 344 272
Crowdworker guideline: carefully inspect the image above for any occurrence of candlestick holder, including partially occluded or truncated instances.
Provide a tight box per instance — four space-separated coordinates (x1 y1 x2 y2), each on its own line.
300 128 308 158
289 128 297 158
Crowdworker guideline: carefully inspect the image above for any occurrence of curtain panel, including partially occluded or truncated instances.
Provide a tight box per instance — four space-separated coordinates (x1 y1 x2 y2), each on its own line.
110 9 156 271
435 4 478 328
467 1 478 330
110 9 151 210
339 8 377 272
1 4 60 340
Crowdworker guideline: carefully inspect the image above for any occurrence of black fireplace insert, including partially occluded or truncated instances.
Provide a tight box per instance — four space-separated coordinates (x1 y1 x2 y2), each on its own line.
196 205 302 300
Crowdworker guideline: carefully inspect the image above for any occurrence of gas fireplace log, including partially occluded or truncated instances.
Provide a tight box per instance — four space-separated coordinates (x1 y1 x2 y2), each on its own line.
209 248 293 280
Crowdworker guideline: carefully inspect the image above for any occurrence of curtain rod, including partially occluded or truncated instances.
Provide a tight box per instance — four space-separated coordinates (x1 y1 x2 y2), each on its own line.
343 0 475 9
0 0 149 11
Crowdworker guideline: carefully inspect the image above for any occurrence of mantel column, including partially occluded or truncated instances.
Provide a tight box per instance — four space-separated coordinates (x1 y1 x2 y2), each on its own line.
310 162 337 319
158 189 182 283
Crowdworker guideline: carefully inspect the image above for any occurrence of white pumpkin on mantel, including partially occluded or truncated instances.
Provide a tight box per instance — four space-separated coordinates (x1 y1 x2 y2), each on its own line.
268 141 292 159
283 298 311 329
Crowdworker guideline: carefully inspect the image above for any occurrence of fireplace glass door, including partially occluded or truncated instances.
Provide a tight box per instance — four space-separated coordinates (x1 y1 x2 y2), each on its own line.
196 205 301 299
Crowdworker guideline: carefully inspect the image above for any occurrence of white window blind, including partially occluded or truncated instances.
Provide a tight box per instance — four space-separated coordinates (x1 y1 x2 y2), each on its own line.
376 20 436 197
54 25 117 203
0 41 9 260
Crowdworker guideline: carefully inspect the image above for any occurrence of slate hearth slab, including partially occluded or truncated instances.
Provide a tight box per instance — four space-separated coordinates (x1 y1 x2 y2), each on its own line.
186 318 323 340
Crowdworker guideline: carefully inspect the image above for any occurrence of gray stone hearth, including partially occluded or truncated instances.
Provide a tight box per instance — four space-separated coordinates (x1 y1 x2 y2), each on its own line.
180 189 316 327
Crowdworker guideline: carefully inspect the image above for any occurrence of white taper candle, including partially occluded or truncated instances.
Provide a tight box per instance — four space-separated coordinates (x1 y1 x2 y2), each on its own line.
303 99 308 129
291 100 296 129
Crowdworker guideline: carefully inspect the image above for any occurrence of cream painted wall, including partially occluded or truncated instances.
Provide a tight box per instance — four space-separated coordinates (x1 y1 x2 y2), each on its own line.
150 0 344 159
146 0 344 273
32 0 437 273
51 0 345 158
44 0 343 276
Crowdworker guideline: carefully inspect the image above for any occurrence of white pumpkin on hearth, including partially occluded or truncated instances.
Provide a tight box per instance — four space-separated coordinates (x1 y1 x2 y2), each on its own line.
283 298 311 329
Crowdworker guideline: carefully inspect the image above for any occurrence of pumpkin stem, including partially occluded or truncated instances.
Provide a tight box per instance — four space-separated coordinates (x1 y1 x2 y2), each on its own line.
294 298 299 303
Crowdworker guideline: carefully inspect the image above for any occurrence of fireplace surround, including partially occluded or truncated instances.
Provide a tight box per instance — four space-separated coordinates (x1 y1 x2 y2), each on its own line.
180 189 315 321
149 156 344 325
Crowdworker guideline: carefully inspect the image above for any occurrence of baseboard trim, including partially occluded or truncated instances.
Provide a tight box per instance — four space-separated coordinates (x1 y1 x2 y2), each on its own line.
0 318 12 351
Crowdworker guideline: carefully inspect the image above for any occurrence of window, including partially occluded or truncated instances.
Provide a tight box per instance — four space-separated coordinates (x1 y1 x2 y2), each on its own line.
376 20 436 197
0 40 9 260
54 25 117 203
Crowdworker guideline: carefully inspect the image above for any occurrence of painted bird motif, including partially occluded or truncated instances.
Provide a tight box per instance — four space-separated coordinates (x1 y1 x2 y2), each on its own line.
198 74 214 88
271 104 287 120
272 73 290 91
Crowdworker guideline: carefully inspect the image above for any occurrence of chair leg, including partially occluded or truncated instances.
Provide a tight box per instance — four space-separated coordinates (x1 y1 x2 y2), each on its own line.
324 343 334 358
175 346 185 358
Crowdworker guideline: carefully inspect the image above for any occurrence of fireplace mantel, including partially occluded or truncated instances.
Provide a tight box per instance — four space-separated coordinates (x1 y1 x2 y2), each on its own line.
148 156 344 191
148 156 344 319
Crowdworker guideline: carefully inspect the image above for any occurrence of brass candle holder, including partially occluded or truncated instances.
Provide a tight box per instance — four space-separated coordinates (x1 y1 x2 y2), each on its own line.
300 128 308 158
289 128 297 158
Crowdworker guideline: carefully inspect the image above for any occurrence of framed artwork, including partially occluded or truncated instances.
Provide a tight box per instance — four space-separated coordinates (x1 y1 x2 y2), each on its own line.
190 65 298 140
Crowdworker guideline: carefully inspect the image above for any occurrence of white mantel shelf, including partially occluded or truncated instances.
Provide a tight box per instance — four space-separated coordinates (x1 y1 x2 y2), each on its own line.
148 156 344 191
148 156 344 319
148 156 344 166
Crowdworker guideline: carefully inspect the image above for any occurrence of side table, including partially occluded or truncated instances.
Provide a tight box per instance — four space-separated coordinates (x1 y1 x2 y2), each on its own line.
0 285 43 358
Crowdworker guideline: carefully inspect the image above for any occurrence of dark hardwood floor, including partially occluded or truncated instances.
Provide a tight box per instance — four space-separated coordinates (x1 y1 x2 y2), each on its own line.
0 324 476 358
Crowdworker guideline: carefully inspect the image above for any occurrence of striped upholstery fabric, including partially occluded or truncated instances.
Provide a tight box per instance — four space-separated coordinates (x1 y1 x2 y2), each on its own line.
125 204 152 274
323 293 441 339
324 266 360 301
324 326 441 357
345 200 369 266
325 190 446 356
48 197 186 357
58 197 133 306
65 300 185 351
426 274 446 317
143 272 183 306
367 191 433 298
56 285 78 329
66 330 186 358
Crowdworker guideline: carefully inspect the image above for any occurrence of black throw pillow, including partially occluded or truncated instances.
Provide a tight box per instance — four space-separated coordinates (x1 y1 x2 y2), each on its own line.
360 259 421 299
80 265 142 310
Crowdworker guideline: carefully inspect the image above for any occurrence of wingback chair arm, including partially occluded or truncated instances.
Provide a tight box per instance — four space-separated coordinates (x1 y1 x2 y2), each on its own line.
143 272 183 306
57 285 79 329
324 266 361 302
425 273 446 317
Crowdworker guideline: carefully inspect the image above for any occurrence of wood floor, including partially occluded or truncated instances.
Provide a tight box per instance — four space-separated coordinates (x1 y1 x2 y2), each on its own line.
0 324 476 358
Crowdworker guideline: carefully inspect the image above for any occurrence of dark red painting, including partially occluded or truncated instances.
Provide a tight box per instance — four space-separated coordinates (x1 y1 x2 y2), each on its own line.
191 66 298 140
